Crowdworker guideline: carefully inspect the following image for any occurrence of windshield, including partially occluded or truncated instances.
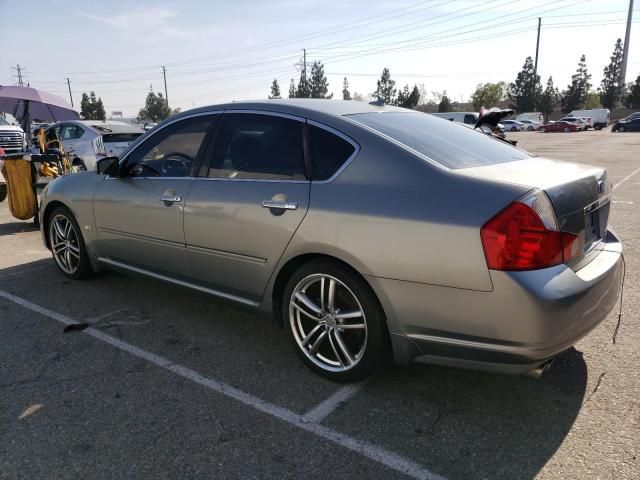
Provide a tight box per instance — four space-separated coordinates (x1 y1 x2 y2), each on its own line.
0 116 10 126
348 112 531 169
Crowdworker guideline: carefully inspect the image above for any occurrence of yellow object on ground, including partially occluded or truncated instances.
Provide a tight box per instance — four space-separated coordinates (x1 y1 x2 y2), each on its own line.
1 159 36 220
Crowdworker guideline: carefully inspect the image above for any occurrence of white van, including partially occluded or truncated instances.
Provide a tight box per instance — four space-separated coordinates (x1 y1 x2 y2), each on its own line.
569 109 610 130
431 112 479 125
514 112 543 123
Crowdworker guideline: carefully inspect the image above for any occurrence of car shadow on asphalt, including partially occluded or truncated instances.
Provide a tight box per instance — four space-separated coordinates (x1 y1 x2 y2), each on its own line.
0 259 588 480
0 219 39 237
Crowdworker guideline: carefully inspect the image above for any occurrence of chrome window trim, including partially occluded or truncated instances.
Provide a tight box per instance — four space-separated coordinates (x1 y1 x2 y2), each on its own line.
306 119 361 184
195 177 308 184
221 109 306 123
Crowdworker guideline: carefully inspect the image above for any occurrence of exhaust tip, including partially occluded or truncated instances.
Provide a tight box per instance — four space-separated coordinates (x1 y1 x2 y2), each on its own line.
525 359 555 378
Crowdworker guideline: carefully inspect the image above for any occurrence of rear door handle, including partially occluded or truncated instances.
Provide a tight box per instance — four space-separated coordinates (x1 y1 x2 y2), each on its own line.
159 194 182 203
262 200 298 210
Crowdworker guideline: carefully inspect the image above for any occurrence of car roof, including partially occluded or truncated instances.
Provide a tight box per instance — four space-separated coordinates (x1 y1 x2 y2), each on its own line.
170 99 407 121
57 120 144 134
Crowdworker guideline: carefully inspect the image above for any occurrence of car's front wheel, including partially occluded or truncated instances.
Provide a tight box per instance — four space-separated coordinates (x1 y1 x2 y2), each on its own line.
283 260 389 382
48 206 95 279
618 126 625 132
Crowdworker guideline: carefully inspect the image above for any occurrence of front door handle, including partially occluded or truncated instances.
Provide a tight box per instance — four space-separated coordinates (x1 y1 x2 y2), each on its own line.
262 200 298 210
159 194 182 203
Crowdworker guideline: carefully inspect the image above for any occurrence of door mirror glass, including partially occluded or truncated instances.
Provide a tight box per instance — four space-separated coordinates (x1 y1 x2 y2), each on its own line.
96 156 119 176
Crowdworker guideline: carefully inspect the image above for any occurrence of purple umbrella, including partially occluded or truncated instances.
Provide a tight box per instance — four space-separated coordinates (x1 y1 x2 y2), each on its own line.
0 85 79 149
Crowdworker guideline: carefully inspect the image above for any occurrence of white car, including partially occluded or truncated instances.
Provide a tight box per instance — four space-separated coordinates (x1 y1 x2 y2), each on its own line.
501 120 526 131
517 119 541 131
42 120 145 171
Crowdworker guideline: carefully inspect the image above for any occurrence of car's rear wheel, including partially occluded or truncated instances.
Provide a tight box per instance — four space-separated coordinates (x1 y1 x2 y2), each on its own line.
510 127 517 132
563 127 570 132
540 127 546 132
48 207 95 279
283 260 389 382
527 126 534 131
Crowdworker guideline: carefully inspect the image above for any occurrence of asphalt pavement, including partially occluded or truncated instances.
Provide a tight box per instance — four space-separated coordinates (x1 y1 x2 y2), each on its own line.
1 129 639 479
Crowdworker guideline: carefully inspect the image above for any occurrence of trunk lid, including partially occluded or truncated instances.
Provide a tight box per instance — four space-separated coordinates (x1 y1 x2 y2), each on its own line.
458 157 612 264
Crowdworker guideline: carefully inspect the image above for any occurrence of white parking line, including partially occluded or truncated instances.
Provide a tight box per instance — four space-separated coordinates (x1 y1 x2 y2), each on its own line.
0 288 445 480
302 382 367 423
613 165 640 190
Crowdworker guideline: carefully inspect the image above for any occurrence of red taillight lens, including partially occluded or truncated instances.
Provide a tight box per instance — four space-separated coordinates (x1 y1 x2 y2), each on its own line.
481 201 579 271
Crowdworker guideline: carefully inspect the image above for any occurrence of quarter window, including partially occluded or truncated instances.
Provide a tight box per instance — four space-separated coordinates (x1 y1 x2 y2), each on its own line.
208 114 305 180
60 124 84 140
126 115 216 178
309 125 356 181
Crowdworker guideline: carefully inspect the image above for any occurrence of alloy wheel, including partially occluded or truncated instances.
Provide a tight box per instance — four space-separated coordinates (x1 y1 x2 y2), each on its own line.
49 214 81 274
289 274 368 372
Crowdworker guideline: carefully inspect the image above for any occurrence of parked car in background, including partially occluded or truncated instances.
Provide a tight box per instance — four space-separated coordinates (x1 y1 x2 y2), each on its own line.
618 112 640 123
569 109 610 130
39 99 622 382
431 112 479 125
611 115 640 132
514 112 543 123
501 120 526 131
0 115 27 154
540 121 579 132
143 122 158 131
517 119 541 131
559 117 587 131
42 120 145 171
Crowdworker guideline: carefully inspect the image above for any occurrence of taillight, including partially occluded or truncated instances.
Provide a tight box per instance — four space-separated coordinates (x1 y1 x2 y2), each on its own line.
481 190 580 271
93 136 106 156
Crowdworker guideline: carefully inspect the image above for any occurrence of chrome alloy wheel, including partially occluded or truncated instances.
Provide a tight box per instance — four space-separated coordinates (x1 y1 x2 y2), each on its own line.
289 274 368 372
49 214 81 275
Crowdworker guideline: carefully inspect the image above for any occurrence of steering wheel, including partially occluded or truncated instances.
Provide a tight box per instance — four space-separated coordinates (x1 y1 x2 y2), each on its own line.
161 152 193 175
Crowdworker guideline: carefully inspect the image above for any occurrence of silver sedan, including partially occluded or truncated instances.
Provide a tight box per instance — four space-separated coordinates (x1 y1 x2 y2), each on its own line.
39 100 623 382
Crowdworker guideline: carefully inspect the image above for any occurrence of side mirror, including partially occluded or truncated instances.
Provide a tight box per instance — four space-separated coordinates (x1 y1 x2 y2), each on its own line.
96 156 120 176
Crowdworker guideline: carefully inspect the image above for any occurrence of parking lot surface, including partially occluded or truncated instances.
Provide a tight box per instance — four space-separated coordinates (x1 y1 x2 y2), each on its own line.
1 130 639 479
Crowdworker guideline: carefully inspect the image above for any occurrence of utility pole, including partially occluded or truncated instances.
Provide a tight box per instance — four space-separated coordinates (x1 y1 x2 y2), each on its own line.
619 0 634 87
16 64 24 86
162 66 169 109
303 49 307 79
65 77 74 107
534 18 542 79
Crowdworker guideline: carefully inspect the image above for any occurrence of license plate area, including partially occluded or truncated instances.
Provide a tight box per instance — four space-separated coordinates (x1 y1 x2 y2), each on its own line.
584 199 610 250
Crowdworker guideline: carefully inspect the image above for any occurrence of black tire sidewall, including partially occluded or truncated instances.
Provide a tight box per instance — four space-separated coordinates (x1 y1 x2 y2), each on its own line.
48 206 94 279
282 259 389 382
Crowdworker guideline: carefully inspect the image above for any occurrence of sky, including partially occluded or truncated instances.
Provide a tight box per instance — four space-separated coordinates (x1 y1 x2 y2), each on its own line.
1 0 638 117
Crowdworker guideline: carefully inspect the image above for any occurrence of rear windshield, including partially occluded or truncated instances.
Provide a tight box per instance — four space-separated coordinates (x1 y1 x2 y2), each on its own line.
348 112 531 169
103 133 143 143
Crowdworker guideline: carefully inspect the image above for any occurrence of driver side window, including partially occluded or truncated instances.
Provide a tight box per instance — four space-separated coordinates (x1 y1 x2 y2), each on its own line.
126 115 217 178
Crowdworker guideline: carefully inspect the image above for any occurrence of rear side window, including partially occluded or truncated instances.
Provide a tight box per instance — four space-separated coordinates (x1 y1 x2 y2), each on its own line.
349 112 531 169
309 125 356 181
209 114 305 180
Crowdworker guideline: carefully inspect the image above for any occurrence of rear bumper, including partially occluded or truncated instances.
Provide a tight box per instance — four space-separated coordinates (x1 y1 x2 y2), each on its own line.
368 230 623 374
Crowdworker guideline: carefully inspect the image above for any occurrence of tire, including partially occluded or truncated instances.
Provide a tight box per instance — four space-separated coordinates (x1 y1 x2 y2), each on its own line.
0 184 6 203
283 259 390 382
563 127 570 133
618 126 625 132
540 127 546 133
511 127 517 132
71 157 87 172
47 206 95 279
527 126 534 131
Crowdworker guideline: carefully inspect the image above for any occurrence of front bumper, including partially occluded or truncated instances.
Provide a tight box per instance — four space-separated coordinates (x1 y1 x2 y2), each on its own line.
368 231 623 373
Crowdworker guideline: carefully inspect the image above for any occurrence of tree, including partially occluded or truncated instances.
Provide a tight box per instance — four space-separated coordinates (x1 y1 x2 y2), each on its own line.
561 55 592 113
269 79 281 99
372 68 396 104
585 92 602 109
309 61 331 98
438 92 451 112
599 38 624 109
397 84 420 109
80 91 106 120
137 91 171 122
539 77 559 123
296 69 311 98
508 57 541 113
342 77 351 100
352 92 365 102
629 75 640 108
471 82 506 110
288 79 296 99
